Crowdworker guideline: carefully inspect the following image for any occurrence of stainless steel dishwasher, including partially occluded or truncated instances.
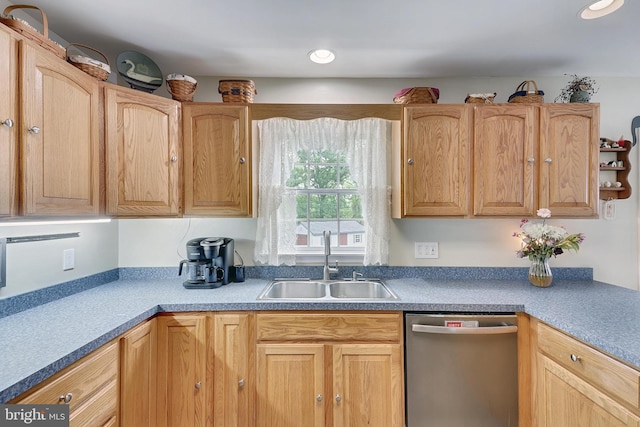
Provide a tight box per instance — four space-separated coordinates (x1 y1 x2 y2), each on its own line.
405 313 519 427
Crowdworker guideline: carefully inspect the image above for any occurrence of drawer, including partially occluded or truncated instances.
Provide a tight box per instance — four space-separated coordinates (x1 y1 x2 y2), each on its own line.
256 311 402 342
537 322 640 410
70 380 118 427
12 341 118 413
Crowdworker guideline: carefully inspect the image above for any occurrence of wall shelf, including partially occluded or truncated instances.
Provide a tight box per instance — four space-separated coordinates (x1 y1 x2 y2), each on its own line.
599 138 632 200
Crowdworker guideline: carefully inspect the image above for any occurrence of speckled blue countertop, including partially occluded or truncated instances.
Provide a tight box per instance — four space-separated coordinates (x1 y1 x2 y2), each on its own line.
1 266 639 403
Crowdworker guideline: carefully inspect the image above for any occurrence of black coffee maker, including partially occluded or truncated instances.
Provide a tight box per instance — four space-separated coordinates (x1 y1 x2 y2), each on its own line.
178 237 235 289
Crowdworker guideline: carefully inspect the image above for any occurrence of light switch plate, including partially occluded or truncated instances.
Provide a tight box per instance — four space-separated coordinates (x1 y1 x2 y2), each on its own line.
415 242 438 259
63 248 75 271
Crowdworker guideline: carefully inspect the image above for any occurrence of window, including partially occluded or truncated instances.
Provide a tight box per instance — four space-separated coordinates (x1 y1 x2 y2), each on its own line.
288 149 365 253
254 117 392 266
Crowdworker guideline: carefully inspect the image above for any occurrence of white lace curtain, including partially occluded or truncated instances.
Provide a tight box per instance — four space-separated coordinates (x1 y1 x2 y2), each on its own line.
254 117 391 266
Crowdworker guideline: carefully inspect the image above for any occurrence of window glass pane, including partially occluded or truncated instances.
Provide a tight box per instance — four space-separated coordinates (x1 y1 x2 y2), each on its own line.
308 164 338 189
296 194 309 220
287 164 308 189
309 194 337 219
339 165 358 189
295 220 310 247
339 194 362 219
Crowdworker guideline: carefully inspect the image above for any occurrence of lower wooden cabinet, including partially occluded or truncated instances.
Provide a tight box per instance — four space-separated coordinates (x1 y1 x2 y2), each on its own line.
214 312 254 427
156 313 211 427
531 318 640 427
10 340 118 427
255 311 405 427
120 318 157 427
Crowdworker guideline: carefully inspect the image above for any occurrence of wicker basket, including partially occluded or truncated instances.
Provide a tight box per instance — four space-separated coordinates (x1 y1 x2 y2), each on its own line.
166 74 197 102
465 93 496 104
393 87 439 104
0 5 65 59
508 81 544 103
66 43 111 81
218 79 256 103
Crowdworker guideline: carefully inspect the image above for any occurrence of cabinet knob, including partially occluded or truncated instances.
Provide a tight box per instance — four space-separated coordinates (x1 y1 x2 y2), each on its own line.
238 379 245 388
195 381 202 390
28 126 40 134
335 394 342 403
527 157 535 163
58 393 73 403
239 157 246 164
407 158 414 165
570 354 581 362
170 156 178 162
1 118 13 128
316 394 323 402
544 158 552 163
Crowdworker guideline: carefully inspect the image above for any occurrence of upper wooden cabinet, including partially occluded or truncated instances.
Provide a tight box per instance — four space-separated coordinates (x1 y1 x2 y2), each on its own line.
20 42 101 216
397 103 599 218
473 104 538 216
182 103 251 217
0 25 17 217
539 104 599 217
397 105 470 217
105 85 181 216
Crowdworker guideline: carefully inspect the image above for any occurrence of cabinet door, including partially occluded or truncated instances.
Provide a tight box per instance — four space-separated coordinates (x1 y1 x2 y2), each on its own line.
333 344 404 427
536 355 640 427
182 104 251 216
120 318 157 427
0 25 17 217
473 104 537 216
105 86 181 216
214 313 253 427
157 314 209 427
539 104 599 217
256 344 325 427
402 105 470 216
21 42 100 216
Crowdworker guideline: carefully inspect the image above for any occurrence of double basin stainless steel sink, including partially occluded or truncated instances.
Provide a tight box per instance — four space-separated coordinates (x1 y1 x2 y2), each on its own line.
257 278 399 301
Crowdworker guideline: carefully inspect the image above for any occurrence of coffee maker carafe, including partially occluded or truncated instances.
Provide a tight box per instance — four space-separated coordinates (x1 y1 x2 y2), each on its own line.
178 237 235 289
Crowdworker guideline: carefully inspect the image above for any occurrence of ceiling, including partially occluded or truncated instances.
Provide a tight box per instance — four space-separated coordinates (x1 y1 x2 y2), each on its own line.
14 0 640 79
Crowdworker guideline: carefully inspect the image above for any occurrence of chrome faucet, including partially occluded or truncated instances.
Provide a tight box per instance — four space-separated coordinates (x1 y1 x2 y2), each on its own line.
323 230 339 280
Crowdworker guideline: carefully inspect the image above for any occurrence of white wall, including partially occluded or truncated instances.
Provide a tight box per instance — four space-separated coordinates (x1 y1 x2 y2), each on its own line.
118 76 640 290
0 221 119 298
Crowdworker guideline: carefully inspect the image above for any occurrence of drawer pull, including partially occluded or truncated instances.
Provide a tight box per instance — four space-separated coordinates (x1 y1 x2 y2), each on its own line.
335 394 342 403
28 126 40 135
570 354 581 362
238 379 245 388
1 118 13 128
195 381 202 390
527 157 535 163
316 394 323 402
58 392 73 404
239 157 246 164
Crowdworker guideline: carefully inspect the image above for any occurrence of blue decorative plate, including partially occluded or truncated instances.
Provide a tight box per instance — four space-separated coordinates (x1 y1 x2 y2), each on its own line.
116 51 163 93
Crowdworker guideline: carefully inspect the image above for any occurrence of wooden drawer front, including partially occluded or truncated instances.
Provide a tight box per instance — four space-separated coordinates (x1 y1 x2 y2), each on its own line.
70 380 117 427
14 341 118 412
256 312 401 343
537 322 640 410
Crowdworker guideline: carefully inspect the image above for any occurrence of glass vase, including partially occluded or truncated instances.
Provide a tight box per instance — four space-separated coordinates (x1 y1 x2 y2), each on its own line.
529 255 553 287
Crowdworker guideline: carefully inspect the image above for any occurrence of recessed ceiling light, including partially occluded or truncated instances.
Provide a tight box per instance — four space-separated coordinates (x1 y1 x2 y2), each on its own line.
308 49 335 64
580 0 624 19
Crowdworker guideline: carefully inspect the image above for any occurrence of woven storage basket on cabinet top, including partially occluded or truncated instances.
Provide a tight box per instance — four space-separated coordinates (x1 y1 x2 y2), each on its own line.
393 87 439 104
465 93 496 104
0 4 65 59
66 43 111 81
166 74 197 102
508 80 544 103
218 79 257 103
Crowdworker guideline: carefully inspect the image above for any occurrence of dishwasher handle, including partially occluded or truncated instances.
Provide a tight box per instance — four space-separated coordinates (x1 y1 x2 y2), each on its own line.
412 323 518 335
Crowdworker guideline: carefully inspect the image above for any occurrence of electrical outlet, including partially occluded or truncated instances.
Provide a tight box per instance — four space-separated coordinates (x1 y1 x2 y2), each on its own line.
415 242 438 259
63 248 75 271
